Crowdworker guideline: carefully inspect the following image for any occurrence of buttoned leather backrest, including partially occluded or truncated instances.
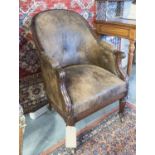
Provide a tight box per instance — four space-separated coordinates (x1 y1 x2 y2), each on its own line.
31 9 100 68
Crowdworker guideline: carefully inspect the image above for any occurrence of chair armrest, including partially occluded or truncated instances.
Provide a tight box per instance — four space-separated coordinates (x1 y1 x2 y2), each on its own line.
98 41 128 81
113 50 128 81
40 53 73 115
57 68 73 114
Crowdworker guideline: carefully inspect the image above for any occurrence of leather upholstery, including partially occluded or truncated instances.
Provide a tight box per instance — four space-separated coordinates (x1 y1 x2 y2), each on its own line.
32 10 124 77
33 9 99 68
64 64 127 116
31 9 128 124
40 54 65 112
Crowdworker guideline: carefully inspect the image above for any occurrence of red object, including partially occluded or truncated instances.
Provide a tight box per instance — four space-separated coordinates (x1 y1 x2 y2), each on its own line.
19 0 96 79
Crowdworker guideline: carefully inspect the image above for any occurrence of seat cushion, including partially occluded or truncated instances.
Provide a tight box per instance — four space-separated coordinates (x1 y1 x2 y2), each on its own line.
64 64 127 116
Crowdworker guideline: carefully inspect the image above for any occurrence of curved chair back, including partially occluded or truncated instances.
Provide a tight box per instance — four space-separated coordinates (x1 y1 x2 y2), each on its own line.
31 9 99 68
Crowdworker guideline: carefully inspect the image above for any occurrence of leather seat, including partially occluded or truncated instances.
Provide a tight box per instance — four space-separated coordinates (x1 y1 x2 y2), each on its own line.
64 64 127 116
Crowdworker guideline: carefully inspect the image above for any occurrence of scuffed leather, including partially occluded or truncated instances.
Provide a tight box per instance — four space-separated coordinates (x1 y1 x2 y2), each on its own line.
33 10 125 76
39 53 66 112
31 9 127 121
34 10 99 68
64 64 127 115
98 41 126 77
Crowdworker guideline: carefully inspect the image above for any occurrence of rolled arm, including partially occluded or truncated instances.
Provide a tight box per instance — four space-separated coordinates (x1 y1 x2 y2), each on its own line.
57 68 73 114
113 50 127 81
98 41 128 81
40 53 73 115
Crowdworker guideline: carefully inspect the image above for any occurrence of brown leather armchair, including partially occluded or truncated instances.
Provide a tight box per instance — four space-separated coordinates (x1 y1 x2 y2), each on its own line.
31 9 128 129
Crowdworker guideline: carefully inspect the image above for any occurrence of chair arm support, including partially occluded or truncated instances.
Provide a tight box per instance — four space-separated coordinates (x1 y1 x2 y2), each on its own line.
40 53 73 115
114 50 128 81
56 68 73 114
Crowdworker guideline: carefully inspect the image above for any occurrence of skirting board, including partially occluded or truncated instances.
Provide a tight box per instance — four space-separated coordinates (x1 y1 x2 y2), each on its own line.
29 105 49 120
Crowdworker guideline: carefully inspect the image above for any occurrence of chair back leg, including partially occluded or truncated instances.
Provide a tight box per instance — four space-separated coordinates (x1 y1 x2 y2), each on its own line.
119 98 126 114
119 98 127 122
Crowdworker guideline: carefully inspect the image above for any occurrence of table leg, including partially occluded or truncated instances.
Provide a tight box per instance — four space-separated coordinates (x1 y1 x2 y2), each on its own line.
19 127 23 155
127 40 135 75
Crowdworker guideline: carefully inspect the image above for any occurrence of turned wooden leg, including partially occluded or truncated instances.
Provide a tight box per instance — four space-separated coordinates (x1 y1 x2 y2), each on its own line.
119 98 127 122
19 127 23 155
119 99 126 114
127 40 135 76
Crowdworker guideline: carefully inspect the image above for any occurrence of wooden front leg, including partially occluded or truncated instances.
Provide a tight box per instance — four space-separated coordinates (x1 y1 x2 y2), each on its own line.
19 127 23 155
127 40 135 75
